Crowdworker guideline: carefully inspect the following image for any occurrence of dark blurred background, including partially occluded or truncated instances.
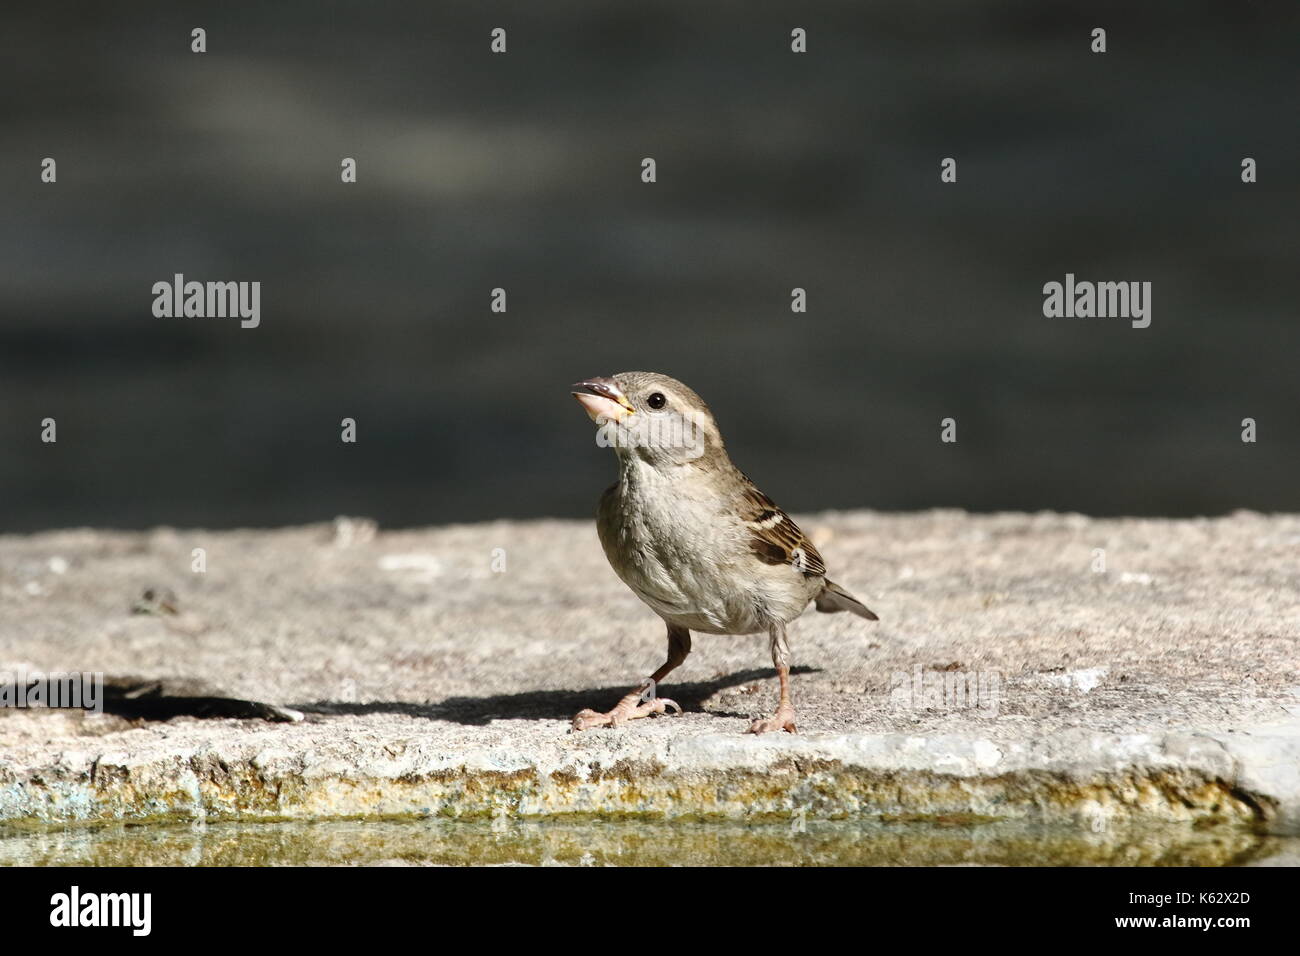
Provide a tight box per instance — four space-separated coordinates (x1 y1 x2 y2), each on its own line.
2 1 1297 532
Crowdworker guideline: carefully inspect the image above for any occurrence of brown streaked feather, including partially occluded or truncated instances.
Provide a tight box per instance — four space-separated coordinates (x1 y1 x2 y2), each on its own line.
735 473 826 577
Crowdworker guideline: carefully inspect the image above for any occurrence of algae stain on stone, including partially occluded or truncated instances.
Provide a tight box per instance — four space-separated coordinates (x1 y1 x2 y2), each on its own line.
8 750 1270 831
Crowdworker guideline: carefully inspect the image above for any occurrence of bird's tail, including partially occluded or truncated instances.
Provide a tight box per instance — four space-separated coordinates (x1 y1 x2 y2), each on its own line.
814 579 879 621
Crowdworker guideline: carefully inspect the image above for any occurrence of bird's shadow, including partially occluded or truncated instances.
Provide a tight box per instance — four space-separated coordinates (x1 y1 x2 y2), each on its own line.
295 666 819 726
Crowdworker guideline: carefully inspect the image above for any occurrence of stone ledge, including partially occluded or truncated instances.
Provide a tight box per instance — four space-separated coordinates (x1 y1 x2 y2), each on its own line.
2 714 1298 832
2 510 1298 832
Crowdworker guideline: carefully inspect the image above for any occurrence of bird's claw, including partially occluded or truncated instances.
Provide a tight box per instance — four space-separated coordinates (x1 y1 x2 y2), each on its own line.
570 696 682 732
571 708 613 731
747 707 798 735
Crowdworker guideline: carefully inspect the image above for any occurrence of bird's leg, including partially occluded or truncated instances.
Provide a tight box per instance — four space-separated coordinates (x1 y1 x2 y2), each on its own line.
572 624 690 731
749 622 797 734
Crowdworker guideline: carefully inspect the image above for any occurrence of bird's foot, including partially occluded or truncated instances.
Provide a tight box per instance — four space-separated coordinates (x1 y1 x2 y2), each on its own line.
747 704 797 735
571 693 681 731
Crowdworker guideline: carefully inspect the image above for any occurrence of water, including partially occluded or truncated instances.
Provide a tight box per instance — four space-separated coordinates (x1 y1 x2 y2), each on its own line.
2 818 1293 867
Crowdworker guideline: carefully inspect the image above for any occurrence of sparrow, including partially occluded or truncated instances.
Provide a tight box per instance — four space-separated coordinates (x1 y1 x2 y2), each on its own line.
570 371 877 734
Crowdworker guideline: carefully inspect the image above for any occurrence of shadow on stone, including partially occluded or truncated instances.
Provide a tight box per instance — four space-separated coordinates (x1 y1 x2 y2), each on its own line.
99 677 303 723
296 666 819 725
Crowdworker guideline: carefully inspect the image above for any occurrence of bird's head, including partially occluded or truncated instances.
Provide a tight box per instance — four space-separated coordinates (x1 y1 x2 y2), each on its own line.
571 371 725 468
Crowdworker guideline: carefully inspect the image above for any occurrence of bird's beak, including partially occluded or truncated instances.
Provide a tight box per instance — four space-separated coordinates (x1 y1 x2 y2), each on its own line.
571 377 635 423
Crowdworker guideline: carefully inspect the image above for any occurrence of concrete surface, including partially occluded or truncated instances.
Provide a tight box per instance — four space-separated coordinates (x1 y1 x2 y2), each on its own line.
2 510 1298 832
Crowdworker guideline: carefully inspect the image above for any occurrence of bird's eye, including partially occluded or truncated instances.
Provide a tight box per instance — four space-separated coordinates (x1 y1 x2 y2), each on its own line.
647 392 667 409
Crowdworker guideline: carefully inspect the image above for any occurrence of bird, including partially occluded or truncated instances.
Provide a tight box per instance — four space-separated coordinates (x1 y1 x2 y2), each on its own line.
569 371 877 734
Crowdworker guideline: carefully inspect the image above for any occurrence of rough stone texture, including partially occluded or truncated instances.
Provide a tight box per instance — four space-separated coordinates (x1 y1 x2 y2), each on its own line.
2 511 1298 833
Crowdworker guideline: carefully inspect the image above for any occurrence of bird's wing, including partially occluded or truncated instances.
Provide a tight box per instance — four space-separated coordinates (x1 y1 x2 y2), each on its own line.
734 473 826 577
